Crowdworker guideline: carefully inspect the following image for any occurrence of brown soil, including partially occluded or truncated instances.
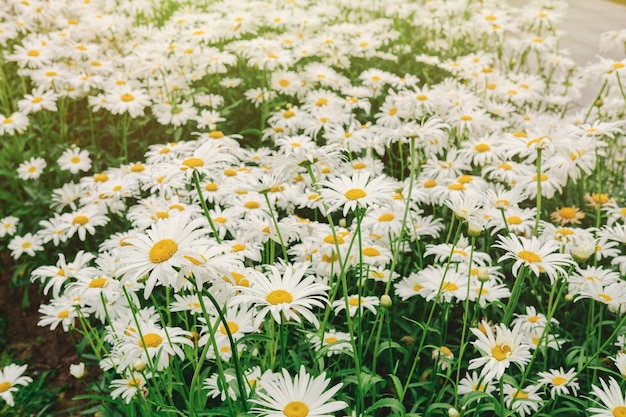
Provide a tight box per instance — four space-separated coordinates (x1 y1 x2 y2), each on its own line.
0 253 88 416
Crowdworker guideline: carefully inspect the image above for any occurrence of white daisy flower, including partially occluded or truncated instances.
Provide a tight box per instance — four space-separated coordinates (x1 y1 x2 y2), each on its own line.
0 364 32 407
317 172 396 217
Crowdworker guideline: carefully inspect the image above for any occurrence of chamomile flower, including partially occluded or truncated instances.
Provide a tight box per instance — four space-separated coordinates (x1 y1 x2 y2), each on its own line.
58 147 92 174
333 295 380 317
495 235 574 284
230 263 329 329
17 156 46 180
250 366 348 417
8 233 43 259
589 377 626 417
309 329 353 357
0 364 32 407
502 384 543 417
536 367 579 399
120 323 193 371
317 172 395 217
468 321 531 381
0 216 19 238
110 372 147 404
116 213 211 298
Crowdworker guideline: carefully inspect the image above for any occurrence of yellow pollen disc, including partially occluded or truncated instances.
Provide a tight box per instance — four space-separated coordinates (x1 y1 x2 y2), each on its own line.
518 250 541 264
322 253 339 263
514 390 529 399
283 401 309 417
127 378 142 387
31 96 43 104
323 235 344 245
592 193 610 204
28 166 37 173
527 315 539 323
458 175 473 184
495 199 510 207
244 201 260 209
149 239 178 263
552 376 567 386
27 49 40 57
224 169 237 177
498 163 512 170
388 107 398 116
453 249 468 257
71 156 81 163
559 207 577 219
58 310 70 319
266 289 293 305
474 143 491 152
371 271 385 279
556 228 574 236
416 94 428 101
460 115 473 121
353 162 367 170
324 336 338 344
205 183 218 192
612 63 625 69
159 148 170 154
349 297 362 306
220 321 239 335
282 109 295 118
208 130 224 138
131 164 144 174
620 208 626 216
315 98 328 106
0 381 11 393
155 211 169 219
121 93 134 102
231 243 246 252
413 284 423 292
362 247 380 257
424 179 437 188
448 183 465 191
182 157 203 169
598 293 612 302
94 173 109 182
22 242 32 249
440 346 452 356
344 188 366 200
532 173 548 182
72 215 88 226
139 333 162 348
378 213 395 222
491 343 512 361
89 277 107 288
507 216 523 225
113 185 122 192
169 204 184 211
613 406 626 417
441 282 458 291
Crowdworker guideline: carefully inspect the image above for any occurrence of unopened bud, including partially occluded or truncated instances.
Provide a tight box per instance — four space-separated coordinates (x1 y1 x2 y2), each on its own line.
69 363 85 379
477 267 490 282
448 408 460 417
573 240 594 263
564 293 574 302
380 294 392 308
133 360 147 372
338 218 347 228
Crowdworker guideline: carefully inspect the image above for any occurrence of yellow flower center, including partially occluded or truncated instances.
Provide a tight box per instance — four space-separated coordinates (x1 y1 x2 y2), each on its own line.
344 188 367 200
22 242 31 249
559 207 577 219
71 156 81 163
514 390 529 399
424 179 437 188
533 173 548 182
378 213 394 222
283 401 309 417
266 289 293 305
72 215 88 226
323 235 344 245
413 284 423 292
518 250 541 264
208 130 224 139
448 183 465 191
528 315 539 323
0 381 11 393
441 282 458 291
131 164 145 172
491 343 512 361
475 143 491 152
121 93 134 102
353 162 367 170
27 49 40 57
507 216 522 225
552 376 567 386
232 243 246 252
279 79 290 87
149 239 178 263
598 293 612 303
349 297 362 306
613 406 626 417
139 333 163 348
89 277 107 288
244 201 260 209
315 98 328 106
155 211 169 219
220 321 239 336
612 63 625 69
388 107 398 116
182 157 203 169
458 175 473 184
127 378 142 387
324 336 338 344
362 247 380 257
460 115 473 121
224 169 237 177
205 183 218 192
213 217 227 224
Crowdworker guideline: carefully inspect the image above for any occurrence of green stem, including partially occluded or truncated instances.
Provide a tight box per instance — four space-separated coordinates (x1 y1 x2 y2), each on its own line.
192 170 222 244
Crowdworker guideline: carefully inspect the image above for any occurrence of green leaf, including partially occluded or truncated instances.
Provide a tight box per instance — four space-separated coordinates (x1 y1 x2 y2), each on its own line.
364 398 406 416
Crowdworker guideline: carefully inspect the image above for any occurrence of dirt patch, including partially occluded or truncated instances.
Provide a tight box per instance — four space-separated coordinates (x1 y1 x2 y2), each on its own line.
0 252 88 416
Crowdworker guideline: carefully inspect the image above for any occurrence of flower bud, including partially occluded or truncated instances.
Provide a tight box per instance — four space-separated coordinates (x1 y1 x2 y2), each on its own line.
477 267 490 282
133 360 147 372
338 218 347 228
69 362 85 379
380 294 392 308
448 408 460 417
573 240 594 263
